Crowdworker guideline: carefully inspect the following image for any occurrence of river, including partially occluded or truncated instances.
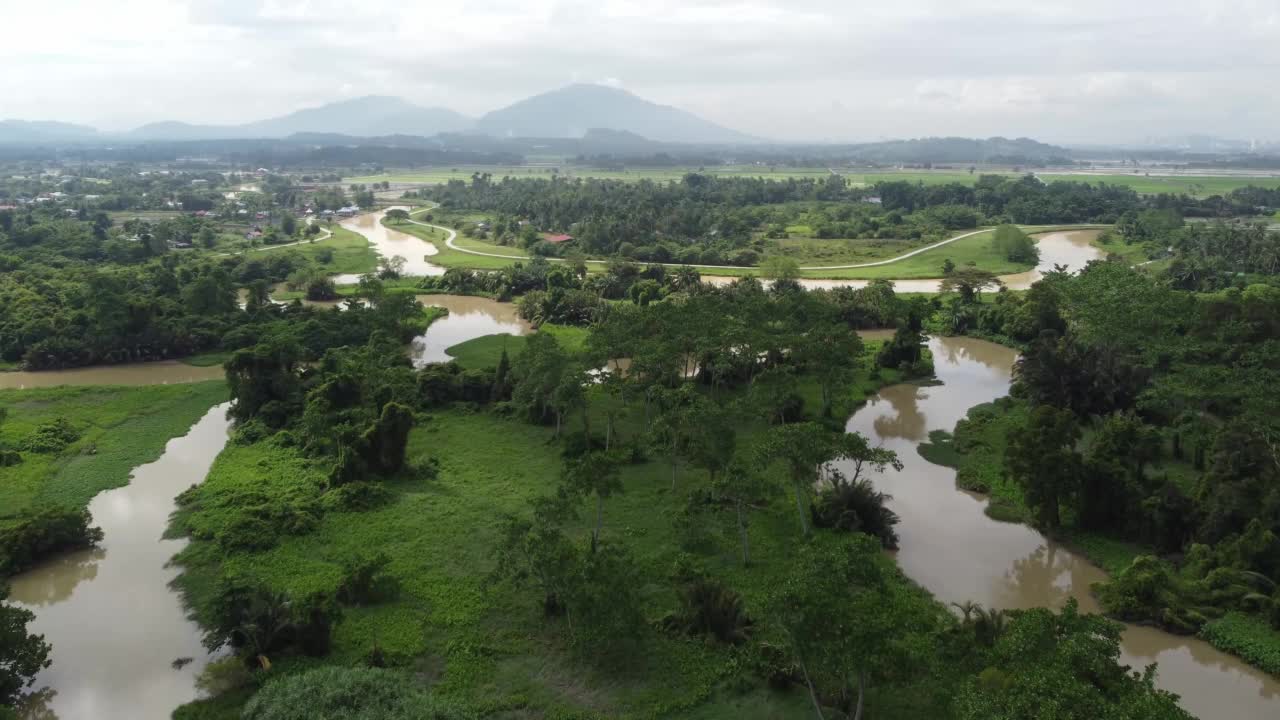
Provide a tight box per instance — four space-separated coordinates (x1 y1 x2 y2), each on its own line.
9 404 232 720
837 336 1280 719
409 294 531 366
332 207 443 283
0 362 224 390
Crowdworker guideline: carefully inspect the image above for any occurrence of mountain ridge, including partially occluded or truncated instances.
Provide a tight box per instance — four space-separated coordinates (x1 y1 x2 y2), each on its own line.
0 85 757 145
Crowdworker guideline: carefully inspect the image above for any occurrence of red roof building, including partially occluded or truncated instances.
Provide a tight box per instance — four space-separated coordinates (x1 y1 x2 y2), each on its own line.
544 233 574 244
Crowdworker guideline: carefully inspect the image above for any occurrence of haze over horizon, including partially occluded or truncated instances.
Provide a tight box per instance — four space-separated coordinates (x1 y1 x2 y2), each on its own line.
3 0 1278 145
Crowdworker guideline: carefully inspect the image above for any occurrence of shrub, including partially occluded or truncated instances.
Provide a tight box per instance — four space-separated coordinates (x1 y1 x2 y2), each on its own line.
811 474 902 549
0 507 103 574
667 563 753 645
337 552 402 605
242 667 474 720
20 417 80 454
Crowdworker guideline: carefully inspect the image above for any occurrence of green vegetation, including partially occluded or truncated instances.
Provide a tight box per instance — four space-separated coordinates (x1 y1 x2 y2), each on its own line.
443 325 587 368
0 383 227 525
1198 613 1280 676
0 383 226 574
164 273 1187 719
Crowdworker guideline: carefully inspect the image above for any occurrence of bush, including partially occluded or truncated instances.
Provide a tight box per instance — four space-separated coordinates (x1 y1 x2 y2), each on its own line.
667 563 753 645
337 552 402 605
811 475 902 549
0 507 103 574
20 417 80 454
242 667 474 720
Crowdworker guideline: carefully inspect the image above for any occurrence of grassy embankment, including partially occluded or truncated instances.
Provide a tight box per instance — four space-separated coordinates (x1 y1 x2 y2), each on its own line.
171 336 952 720
917 396 1280 675
350 167 1280 198
0 383 228 538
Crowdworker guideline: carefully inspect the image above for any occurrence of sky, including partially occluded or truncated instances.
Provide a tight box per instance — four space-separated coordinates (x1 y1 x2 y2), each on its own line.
2 0 1278 144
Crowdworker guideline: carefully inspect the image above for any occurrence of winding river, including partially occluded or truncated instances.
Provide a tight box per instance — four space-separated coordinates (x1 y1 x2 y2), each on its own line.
331 206 443 284
9 405 232 720
4 218 1272 718
837 337 1280 720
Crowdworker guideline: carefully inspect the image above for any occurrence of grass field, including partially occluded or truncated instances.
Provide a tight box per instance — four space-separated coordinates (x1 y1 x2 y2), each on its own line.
218 225 380 276
172 342 939 719
0 382 228 528
348 166 1280 197
443 325 590 368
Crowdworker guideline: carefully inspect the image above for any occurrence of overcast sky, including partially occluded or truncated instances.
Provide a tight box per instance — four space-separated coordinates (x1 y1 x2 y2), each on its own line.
2 0 1278 144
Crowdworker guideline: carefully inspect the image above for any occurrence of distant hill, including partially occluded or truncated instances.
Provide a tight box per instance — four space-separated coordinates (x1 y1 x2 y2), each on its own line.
0 120 99 144
848 137 1072 165
130 96 473 140
474 84 756 144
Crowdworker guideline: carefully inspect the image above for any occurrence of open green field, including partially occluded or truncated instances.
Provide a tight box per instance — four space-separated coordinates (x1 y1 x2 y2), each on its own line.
0 382 228 527
218 225 380 276
348 166 1280 197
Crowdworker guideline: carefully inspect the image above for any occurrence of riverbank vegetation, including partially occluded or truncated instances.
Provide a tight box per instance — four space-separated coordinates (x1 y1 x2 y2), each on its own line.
0 382 228 577
929 217 1280 675
167 274 1192 719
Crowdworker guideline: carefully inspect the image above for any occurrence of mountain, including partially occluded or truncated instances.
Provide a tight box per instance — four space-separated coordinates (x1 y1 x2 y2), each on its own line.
0 120 99 144
847 136 1073 165
474 84 756 144
129 96 473 140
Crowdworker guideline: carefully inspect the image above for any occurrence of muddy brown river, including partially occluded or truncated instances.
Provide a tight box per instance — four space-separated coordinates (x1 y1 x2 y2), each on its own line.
410 294 531 366
838 336 1280 719
0 362 224 390
9 404 232 720
334 206 443 281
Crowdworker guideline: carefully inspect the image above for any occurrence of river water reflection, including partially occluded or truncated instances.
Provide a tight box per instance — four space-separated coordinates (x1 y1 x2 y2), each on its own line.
838 336 1279 720
10 404 233 720
409 294 531 366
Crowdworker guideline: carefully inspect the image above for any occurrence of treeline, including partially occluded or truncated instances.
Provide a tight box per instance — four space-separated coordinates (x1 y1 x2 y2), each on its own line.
426 171 1276 266
0 208 381 368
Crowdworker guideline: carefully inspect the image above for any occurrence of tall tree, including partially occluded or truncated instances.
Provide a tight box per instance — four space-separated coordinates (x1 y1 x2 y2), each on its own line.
1004 405 1082 530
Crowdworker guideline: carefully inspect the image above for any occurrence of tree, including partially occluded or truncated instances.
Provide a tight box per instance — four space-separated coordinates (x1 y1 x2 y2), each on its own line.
758 423 898 537
1004 405 1082 530
384 208 410 224
510 333 567 427
990 224 1039 264
563 451 624 552
713 459 776 566
940 267 1003 303
768 537 930 720
281 215 298 236
760 255 801 281
1 584 51 707
954 599 1193 720
799 323 864 417
492 491 580 617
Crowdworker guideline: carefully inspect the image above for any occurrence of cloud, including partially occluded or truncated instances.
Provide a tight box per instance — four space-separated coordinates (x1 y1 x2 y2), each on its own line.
1 0 1278 143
